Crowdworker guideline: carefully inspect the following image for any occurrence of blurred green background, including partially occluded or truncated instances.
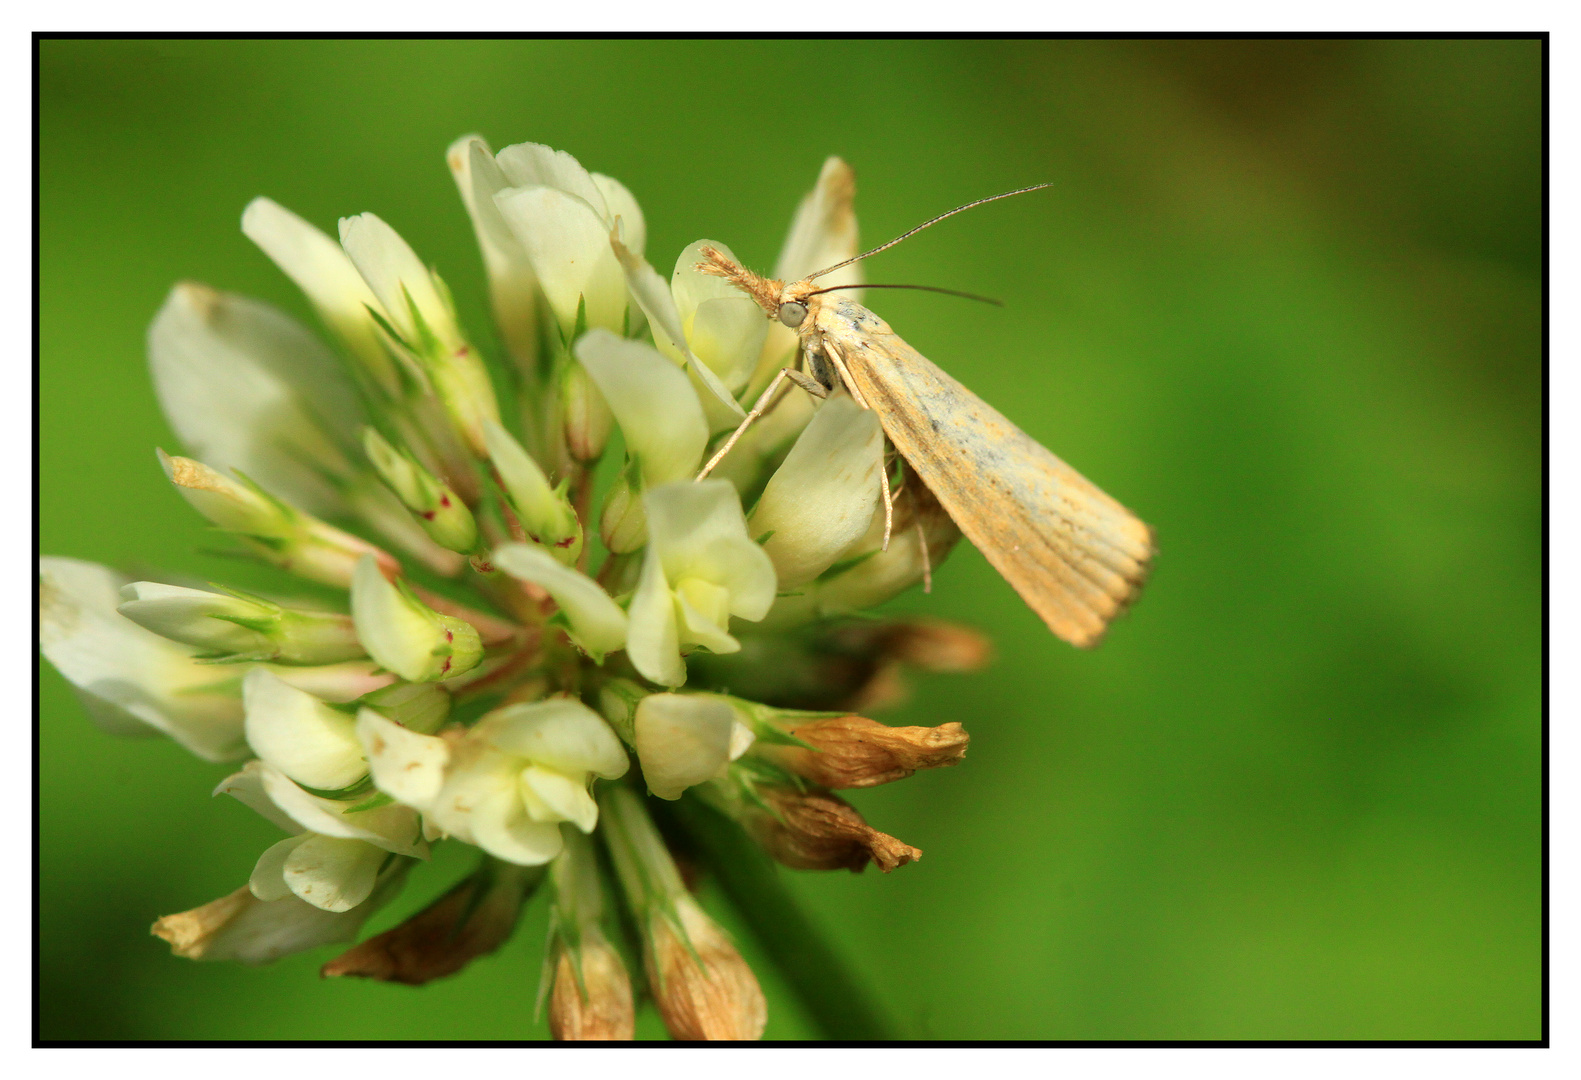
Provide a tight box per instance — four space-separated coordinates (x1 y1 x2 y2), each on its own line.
38 39 1541 1041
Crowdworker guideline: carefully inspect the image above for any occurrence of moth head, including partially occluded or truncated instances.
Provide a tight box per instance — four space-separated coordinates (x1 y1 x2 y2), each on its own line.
774 279 821 329
777 300 808 328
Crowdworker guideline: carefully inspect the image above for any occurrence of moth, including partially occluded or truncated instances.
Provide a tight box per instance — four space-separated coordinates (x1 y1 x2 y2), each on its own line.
695 187 1154 648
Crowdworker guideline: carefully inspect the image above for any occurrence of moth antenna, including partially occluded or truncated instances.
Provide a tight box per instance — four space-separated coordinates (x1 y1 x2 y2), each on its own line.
804 283 1004 307
694 245 783 313
806 183 1054 282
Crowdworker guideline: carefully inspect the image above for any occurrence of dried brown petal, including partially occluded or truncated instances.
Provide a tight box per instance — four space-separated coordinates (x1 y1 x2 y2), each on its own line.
745 787 922 873
764 715 969 789
320 863 533 985
549 932 636 1041
646 895 766 1041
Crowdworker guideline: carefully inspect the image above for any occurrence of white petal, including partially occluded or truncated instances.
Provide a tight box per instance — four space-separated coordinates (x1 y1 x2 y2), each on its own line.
494 186 627 335
609 229 745 425
686 295 769 393
350 555 443 683
338 212 459 352
356 708 450 811
495 141 609 219
149 284 361 517
250 834 308 901
242 669 366 790
672 240 750 324
749 394 884 589
674 579 740 654
257 761 428 857
451 136 543 371
39 557 247 762
240 198 394 391
593 173 646 254
625 545 684 688
773 156 862 287
214 761 302 834
481 698 629 779
645 481 777 620
574 331 708 486
492 543 627 659
469 785 565 866
634 693 737 800
727 721 756 761
282 835 387 912
519 765 598 832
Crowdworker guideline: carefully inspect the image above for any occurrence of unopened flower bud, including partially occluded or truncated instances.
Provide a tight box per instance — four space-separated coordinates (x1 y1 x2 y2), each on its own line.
350 555 483 682
359 680 451 735
362 428 477 554
739 785 921 873
482 419 581 561
561 362 613 463
757 715 969 789
117 582 364 665
321 859 542 985
598 473 646 554
338 212 501 457
159 451 398 589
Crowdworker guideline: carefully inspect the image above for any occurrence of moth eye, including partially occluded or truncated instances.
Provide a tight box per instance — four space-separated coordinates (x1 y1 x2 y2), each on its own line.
778 301 808 328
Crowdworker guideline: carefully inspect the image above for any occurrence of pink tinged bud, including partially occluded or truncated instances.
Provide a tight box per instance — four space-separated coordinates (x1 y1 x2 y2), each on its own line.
482 420 582 562
350 555 483 683
362 428 477 554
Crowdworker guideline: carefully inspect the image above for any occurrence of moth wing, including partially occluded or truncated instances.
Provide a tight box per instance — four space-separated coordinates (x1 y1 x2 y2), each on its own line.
822 302 1154 647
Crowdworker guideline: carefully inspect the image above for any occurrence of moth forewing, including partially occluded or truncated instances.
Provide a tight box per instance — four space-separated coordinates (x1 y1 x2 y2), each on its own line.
808 296 1154 648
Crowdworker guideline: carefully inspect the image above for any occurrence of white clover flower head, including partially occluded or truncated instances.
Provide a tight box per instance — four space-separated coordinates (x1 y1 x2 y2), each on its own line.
44 140 990 1042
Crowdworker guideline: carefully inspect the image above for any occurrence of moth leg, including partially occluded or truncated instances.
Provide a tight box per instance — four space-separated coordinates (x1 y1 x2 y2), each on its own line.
879 452 894 552
695 365 828 481
821 340 870 410
917 521 933 593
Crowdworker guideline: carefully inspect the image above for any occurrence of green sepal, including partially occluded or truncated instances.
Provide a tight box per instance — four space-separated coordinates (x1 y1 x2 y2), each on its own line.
299 772 376 802
817 548 880 581
343 791 395 814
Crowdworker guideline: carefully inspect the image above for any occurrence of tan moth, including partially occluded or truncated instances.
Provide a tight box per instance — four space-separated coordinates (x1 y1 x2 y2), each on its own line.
695 186 1154 648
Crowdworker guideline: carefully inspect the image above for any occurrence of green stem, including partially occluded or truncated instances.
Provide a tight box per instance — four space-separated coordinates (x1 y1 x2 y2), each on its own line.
660 796 897 1041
